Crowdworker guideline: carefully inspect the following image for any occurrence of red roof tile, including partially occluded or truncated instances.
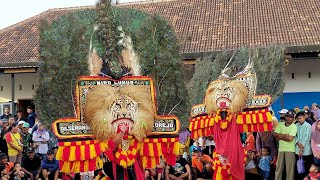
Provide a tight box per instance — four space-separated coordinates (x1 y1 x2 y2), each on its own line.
1 0 320 66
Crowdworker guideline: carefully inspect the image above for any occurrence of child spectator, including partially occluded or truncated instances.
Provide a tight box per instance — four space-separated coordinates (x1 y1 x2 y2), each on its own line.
0 154 13 177
304 163 320 180
245 150 260 179
0 165 10 180
10 162 25 180
145 168 157 180
258 147 274 180
256 131 277 158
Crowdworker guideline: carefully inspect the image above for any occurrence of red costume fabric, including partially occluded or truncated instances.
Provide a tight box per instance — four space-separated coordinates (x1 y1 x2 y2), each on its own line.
213 116 245 180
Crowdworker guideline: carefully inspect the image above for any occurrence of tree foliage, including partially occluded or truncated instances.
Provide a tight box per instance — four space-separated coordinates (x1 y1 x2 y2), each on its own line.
35 2 190 127
133 16 190 127
189 45 285 106
35 11 93 126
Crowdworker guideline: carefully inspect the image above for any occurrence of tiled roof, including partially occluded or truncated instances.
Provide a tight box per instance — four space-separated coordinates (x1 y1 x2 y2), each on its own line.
123 0 320 53
1 0 320 66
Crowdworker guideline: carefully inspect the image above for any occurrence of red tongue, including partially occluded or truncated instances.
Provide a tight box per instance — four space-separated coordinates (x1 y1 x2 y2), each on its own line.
219 101 227 109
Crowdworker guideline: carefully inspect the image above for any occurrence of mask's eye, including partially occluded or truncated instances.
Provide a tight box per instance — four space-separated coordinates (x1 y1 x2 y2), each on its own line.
127 103 134 110
115 103 121 109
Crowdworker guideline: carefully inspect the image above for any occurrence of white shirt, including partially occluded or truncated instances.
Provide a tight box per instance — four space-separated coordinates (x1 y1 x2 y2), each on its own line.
32 130 50 154
193 137 216 147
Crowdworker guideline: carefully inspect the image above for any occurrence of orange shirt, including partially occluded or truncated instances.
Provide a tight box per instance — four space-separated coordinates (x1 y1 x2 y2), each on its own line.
245 134 256 151
192 154 213 171
2 162 14 173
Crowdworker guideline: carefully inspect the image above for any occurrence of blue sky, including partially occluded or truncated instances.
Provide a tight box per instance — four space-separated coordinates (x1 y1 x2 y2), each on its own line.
0 0 139 29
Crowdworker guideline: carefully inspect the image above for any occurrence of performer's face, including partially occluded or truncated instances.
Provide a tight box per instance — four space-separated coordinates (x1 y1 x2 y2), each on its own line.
285 116 294 124
194 151 201 158
297 115 306 125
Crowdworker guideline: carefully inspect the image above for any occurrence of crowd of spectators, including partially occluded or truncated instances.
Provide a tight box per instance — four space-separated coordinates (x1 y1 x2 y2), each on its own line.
0 106 59 180
1 102 320 180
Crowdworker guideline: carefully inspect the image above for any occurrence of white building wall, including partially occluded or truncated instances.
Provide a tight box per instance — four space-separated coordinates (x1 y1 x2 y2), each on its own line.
284 59 320 93
0 73 11 101
0 72 38 102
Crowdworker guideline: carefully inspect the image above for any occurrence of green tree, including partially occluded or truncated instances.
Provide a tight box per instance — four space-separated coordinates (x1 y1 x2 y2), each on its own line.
35 3 190 127
133 15 190 127
189 45 285 106
35 11 93 125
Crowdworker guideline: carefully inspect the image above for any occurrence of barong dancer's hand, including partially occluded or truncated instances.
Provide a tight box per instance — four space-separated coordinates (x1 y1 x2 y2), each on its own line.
119 124 128 134
112 124 128 147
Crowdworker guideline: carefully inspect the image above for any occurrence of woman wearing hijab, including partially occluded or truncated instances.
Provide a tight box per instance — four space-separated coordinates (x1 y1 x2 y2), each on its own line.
311 120 320 164
178 128 191 160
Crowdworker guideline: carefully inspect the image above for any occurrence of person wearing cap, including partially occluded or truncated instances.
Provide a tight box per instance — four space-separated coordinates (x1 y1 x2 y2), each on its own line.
0 153 14 176
278 109 289 122
191 147 213 180
40 150 59 180
5 123 23 164
274 110 298 180
21 148 41 180
295 111 312 179
17 120 25 133
20 122 32 157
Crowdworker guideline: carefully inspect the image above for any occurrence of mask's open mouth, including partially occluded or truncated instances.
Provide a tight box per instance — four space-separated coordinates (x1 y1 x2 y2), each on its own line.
111 118 134 134
216 97 231 109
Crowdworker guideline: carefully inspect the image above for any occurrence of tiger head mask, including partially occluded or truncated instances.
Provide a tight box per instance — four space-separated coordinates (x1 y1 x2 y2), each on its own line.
84 85 155 141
